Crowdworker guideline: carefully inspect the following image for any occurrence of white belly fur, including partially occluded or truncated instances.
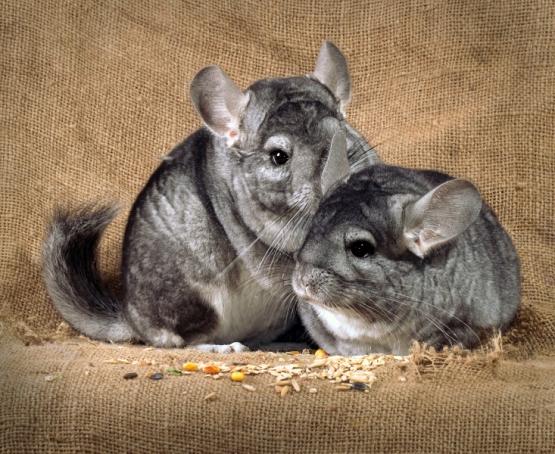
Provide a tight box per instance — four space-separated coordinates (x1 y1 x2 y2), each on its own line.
207 266 291 344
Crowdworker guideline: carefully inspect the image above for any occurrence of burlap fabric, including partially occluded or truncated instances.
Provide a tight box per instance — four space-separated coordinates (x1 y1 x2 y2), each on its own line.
1 1 554 452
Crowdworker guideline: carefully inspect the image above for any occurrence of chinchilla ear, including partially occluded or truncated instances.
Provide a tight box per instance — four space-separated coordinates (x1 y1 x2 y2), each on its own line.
402 179 482 258
320 129 349 196
190 65 249 147
312 41 351 115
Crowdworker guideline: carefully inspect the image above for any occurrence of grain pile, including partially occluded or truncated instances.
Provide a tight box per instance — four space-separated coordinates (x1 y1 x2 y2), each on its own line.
100 347 409 399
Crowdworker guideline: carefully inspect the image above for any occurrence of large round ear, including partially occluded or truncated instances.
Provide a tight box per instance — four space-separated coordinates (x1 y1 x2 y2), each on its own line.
189 65 249 147
402 179 482 258
312 41 351 116
320 129 349 196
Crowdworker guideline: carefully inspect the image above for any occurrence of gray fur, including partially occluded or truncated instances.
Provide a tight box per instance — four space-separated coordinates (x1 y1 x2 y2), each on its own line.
321 129 350 195
293 164 520 355
42 42 379 349
42 205 134 342
190 65 249 145
313 41 351 115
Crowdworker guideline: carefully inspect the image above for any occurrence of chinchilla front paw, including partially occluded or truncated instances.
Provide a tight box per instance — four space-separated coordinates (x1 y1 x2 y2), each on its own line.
192 342 250 353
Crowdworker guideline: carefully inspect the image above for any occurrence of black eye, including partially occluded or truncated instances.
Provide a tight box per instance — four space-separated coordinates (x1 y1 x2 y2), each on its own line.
348 240 375 258
269 148 289 166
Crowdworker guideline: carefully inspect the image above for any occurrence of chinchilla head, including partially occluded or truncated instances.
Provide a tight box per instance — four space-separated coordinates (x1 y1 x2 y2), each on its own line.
292 164 483 319
189 42 352 252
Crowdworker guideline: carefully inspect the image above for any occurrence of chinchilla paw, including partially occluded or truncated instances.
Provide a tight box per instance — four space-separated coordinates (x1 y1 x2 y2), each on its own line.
193 342 250 353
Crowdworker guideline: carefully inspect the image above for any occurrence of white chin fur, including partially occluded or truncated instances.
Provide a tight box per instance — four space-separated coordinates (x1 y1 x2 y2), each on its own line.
314 305 387 341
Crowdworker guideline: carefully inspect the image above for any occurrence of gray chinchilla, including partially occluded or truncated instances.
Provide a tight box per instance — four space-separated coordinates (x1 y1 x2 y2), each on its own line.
293 164 520 355
42 42 379 352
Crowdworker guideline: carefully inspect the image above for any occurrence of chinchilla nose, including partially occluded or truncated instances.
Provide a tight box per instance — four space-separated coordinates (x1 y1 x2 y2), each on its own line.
297 264 328 297
300 272 312 289
293 263 316 296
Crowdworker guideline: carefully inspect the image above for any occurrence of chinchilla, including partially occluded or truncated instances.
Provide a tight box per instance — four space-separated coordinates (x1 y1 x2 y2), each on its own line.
42 42 379 352
292 164 520 355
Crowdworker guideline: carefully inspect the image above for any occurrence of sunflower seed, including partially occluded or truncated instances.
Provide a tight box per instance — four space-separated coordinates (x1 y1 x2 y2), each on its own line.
204 392 217 401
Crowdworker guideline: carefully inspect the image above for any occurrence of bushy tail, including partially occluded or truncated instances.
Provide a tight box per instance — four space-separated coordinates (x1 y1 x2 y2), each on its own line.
42 205 134 342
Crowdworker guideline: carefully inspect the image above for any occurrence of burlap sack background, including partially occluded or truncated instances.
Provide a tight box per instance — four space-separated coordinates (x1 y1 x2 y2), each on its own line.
1 1 554 452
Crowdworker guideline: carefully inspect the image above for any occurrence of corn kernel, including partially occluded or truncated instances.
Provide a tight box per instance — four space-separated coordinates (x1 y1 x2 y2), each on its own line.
182 362 199 372
314 349 328 358
203 364 221 375
230 371 245 382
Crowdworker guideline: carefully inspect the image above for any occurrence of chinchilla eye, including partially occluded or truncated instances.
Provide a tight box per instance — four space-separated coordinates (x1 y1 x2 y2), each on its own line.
269 148 289 166
348 240 375 258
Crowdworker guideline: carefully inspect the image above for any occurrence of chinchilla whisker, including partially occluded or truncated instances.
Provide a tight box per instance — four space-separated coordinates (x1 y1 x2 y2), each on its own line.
260 207 304 273
215 207 297 281
255 207 301 274
283 292 299 325
351 279 479 338
214 236 262 280
360 287 481 344
354 293 457 340
349 304 404 348
367 296 461 346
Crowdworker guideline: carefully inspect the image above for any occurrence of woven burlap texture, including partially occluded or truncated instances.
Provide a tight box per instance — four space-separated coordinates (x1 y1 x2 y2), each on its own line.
1 0 554 452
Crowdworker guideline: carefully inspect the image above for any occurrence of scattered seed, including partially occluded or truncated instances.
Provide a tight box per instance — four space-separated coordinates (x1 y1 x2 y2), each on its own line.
308 358 328 368
139 360 156 367
182 362 199 372
280 385 290 397
242 384 256 392
309 388 318 394
204 392 217 401
230 371 245 382
114 351 409 392
352 382 369 392
165 367 183 376
44 374 58 382
203 364 221 375
314 349 328 359
104 358 130 364
350 372 370 383
123 372 138 380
